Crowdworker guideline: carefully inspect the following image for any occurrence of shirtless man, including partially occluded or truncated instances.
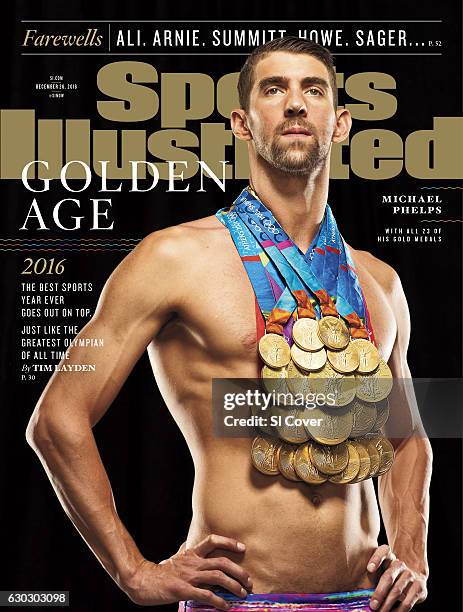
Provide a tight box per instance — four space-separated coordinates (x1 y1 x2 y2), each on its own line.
26 37 432 612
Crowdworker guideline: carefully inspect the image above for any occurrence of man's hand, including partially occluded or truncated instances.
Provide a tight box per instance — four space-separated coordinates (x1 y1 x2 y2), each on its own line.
367 545 428 611
124 534 252 609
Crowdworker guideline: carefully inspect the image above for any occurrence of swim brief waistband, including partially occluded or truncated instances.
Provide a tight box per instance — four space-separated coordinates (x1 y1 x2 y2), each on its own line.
179 589 375 611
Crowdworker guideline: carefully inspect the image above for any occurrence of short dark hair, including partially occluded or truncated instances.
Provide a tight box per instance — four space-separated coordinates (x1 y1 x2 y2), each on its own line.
238 36 337 110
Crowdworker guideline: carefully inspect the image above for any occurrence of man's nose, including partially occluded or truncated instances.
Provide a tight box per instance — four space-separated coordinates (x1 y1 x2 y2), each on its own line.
284 92 307 118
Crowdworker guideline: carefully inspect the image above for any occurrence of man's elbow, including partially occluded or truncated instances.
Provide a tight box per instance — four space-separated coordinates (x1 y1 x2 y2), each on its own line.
26 399 92 459
411 435 433 474
394 432 433 468
25 405 56 455
26 402 80 454
420 436 433 469
413 430 433 461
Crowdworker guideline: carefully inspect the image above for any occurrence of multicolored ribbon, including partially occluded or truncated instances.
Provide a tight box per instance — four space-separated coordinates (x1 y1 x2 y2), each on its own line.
217 188 375 345
180 589 376 612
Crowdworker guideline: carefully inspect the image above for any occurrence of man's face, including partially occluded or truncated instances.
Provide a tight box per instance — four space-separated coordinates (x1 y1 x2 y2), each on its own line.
246 51 337 176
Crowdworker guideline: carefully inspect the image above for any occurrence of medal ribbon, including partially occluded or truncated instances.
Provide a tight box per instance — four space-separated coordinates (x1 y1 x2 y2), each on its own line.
218 188 375 344
231 191 339 317
216 208 276 315
216 208 298 342
318 206 370 340
232 189 373 340
220 198 320 338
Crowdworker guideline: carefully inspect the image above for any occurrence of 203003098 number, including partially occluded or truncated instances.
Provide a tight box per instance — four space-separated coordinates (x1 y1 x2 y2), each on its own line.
21 258 66 275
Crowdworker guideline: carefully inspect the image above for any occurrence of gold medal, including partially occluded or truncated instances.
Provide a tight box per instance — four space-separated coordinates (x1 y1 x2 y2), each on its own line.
277 443 301 481
309 441 349 475
250 401 275 437
373 398 390 432
373 437 395 476
258 333 291 368
348 441 371 483
306 406 353 445
310 362 356 407
292 317 324 352
352 338 381 374
361 437 381 477
349 398 377 437
327 343 360 374
286 359 314 395
329 441 361 483
261 364 288 379
261 365 289 398
251 436 280 475
272 405 311 444
356 359 393 403
291 343 327 372
294 443 328 484
317 316 350 350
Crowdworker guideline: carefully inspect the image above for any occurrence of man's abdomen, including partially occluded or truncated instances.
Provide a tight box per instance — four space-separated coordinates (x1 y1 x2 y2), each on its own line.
187 446 381 594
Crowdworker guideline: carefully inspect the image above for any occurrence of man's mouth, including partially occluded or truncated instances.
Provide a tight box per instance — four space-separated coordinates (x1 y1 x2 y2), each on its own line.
280 126 313 137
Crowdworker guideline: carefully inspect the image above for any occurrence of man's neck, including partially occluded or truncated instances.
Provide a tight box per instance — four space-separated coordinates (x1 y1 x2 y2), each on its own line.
249 163 329 254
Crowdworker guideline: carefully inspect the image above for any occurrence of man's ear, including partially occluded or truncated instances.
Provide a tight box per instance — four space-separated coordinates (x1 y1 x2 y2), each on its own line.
231 109 252 141
332 108 352 143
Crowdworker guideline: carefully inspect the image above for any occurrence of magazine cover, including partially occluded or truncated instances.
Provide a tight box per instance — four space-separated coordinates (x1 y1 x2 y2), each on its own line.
1 1 462 611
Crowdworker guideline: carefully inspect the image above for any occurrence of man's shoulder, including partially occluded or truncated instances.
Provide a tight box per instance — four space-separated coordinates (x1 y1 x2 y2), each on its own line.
178 215 226 232
134 215 227 259
140 215 225 246
104 215 228 303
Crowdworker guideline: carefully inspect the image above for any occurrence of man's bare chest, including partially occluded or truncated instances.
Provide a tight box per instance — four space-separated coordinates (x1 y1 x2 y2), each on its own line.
179 249 259 360
180 240 397 365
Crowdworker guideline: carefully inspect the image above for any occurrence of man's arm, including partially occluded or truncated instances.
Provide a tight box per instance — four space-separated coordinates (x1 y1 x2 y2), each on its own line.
25 229 251 610
367 270 432 611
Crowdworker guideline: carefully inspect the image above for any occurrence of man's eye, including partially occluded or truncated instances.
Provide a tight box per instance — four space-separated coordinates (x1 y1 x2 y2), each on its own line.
266 87 282 95
307 88 322 96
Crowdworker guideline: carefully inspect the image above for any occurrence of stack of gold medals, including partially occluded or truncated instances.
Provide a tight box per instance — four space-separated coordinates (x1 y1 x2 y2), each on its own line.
252 314 395 485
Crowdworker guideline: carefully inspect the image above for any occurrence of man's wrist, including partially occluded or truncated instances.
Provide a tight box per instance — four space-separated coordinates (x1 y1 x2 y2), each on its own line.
413 565 429 580
111 553 148 593
117 559 146 594
392 551 429 579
